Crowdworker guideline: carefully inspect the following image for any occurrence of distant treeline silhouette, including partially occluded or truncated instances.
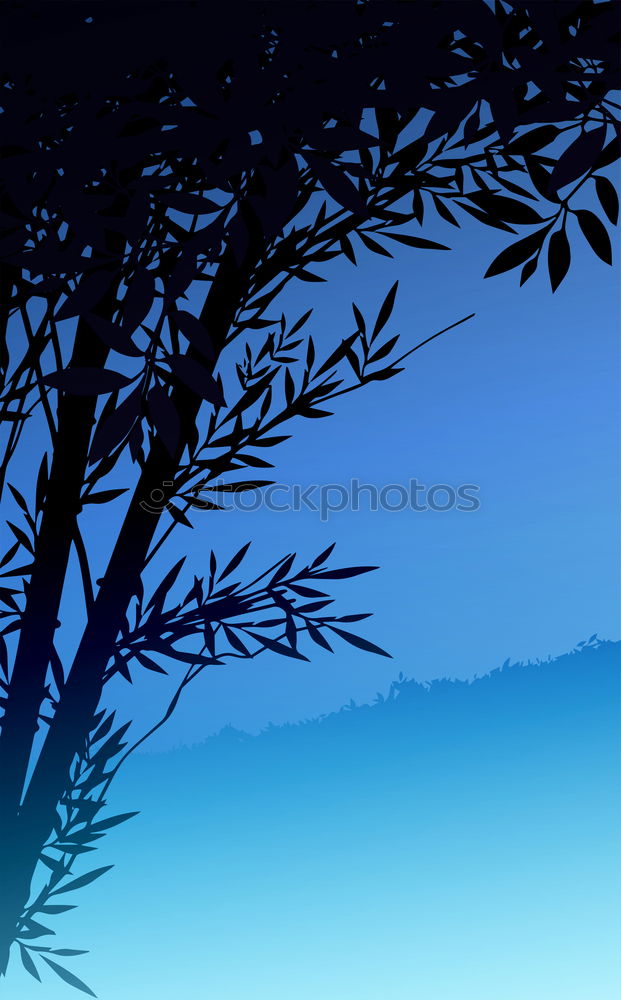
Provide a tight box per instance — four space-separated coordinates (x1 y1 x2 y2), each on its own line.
136 635 620 764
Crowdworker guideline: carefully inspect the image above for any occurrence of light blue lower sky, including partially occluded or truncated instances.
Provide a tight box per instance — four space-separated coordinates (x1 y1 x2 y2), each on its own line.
6 641 620 1000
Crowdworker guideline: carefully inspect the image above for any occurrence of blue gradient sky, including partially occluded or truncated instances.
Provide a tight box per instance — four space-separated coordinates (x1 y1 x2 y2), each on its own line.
86 188 620 748
4 169 619 751
2 25 619 1000
6 172 618 750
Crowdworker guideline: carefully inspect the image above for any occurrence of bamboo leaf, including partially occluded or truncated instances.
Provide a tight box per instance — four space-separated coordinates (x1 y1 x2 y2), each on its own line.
38 905 77 915
223 624 250 655
122 268 155 333
368 335 399 365
0 541 19 569
133 651 168 674
145 557 185 613
41 957 97 997
172 310 214 361
383 233 450 251
50 865 113 897
167 355 224 406
575 209 613 265
56 271 111 322
43 369 132 396
357 230 393 257
7 521 33 554
303 152 368 216
159 191 220 215
595 175 619 225
314 334 358 378
17 918 54 939
508 125 560 154
50 949 89 957
548 126 607 195
484 228 547 278
88 812 139 834
312 566 377 580
371 282 398 341
310 543 335 568
328 625 391 657
167 504 194 528
217 542 251 583
19 944 41 982
547 228 571 292
246 631 309 660
306 622 333 652
8 483 29 514
289 308 313 337
468 191 543 224
520 256 538 286
88 385 142 464
87 314 142 357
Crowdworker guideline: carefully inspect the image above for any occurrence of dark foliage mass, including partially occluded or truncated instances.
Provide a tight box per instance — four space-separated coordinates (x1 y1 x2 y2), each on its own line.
0 1 618 993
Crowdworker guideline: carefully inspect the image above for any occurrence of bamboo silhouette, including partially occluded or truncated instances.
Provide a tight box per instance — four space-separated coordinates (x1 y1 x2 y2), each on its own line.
0 2 618 992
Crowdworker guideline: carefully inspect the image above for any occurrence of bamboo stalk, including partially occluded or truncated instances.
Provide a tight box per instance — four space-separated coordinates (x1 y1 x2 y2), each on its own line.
0 231 259 970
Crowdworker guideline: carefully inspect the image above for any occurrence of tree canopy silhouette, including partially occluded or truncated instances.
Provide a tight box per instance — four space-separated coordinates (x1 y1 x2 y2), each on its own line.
0 1 618 994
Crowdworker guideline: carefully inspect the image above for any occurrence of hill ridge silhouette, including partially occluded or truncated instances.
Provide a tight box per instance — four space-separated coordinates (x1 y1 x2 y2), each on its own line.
131 635 620 762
